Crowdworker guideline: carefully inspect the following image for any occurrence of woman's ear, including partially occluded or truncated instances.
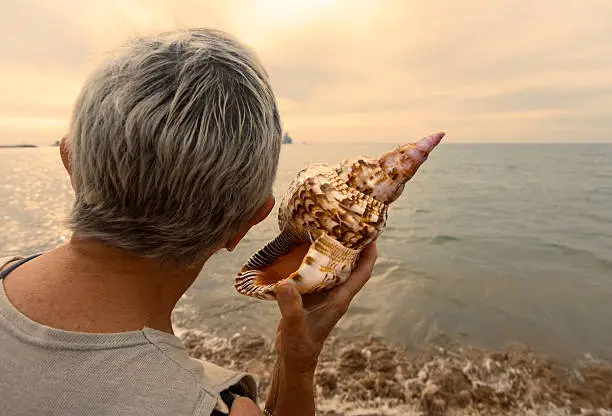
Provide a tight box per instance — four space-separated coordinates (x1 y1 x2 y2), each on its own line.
226 196 275 252
60 135 71 175
60 135 77 190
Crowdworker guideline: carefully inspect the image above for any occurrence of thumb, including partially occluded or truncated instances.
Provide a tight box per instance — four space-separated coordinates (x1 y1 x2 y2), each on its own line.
275 281 317 369
275 280 304 325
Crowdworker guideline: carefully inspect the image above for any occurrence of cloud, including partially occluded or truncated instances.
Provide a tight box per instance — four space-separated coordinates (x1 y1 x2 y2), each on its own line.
1 0 611 144
0 1 92 75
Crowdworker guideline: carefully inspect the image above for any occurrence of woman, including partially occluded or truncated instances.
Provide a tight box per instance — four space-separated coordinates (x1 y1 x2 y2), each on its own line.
0 28 377 416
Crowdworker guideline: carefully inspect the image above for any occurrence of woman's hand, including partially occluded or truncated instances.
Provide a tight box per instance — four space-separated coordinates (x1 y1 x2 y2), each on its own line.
264 243 378 415
274 242 378 371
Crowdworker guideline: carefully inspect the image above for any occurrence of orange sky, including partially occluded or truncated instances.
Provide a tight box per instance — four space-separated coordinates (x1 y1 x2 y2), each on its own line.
1 0 611 144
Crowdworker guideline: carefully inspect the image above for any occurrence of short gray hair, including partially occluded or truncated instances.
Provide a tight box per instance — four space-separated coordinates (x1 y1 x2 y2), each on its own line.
67 28 282 267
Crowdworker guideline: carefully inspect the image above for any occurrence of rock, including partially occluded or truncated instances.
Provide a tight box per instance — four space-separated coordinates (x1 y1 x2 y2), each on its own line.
316 370 338 398
339 348 367 374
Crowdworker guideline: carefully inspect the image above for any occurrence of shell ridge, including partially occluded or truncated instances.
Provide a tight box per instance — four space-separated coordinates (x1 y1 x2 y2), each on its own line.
288 233 360 292
323 171 386 214
243 231 301 270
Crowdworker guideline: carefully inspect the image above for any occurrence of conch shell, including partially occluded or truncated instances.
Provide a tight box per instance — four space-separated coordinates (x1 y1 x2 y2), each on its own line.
235 132 445 300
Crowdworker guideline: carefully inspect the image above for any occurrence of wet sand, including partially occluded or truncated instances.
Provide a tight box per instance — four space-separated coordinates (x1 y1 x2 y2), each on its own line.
178 329 612 416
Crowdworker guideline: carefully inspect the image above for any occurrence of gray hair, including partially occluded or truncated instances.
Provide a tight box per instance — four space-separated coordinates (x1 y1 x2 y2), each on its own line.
67 28 282 267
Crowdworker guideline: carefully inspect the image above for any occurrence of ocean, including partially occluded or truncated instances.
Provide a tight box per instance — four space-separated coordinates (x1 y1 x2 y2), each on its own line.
1 143 611 363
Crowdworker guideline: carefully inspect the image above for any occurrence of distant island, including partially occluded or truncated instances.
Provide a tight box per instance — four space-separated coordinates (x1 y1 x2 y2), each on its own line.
282 132 293 144
0 144 38 148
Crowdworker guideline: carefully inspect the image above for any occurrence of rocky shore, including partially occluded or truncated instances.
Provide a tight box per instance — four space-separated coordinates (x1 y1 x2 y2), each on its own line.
178 329 612 416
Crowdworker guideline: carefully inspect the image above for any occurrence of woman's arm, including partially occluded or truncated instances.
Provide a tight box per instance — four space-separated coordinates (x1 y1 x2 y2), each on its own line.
227 396 261 415
264 244 378 416
264 359 315 416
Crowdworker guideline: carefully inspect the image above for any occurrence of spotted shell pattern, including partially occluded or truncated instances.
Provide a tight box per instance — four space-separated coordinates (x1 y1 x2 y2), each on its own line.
235 132 445 300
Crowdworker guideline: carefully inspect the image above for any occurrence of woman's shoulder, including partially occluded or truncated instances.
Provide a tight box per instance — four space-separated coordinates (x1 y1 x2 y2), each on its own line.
143 329 258 414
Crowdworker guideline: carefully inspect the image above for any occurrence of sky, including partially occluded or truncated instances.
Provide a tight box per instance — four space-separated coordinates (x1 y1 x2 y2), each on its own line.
1 0 611 144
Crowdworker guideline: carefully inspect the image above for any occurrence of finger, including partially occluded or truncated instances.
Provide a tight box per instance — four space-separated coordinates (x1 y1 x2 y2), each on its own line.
228 396 261 416
338 242 378 301
275 280 307 332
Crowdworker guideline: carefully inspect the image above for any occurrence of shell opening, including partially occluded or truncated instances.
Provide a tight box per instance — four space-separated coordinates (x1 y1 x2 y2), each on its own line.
235 234 361 300
255 243 310 286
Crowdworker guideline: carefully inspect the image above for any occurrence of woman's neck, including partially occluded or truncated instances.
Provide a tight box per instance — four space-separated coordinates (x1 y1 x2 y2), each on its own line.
2 237 207 335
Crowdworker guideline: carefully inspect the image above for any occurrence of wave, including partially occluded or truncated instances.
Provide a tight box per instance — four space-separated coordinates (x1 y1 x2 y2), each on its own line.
178 329 612 415
430 234 461 245
537 239 612 269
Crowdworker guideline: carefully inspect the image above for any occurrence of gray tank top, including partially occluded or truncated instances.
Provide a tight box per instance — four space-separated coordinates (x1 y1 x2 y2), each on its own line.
0 256 257 416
